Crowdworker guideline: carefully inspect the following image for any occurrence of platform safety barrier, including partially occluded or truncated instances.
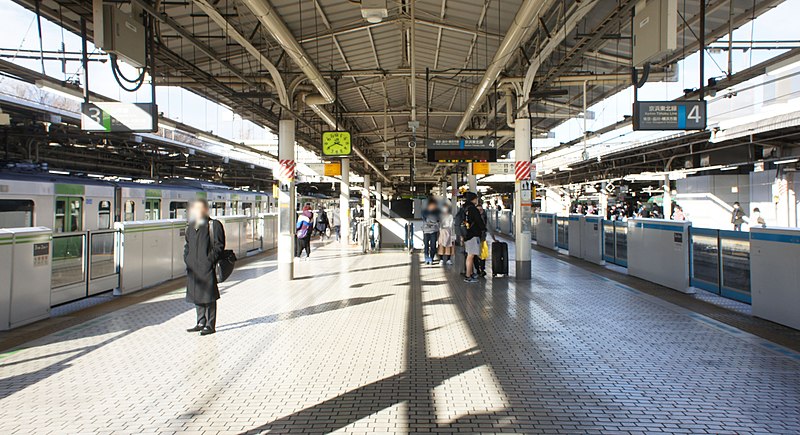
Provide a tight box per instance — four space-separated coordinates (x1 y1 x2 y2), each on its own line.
689 228 751 303
0 227 52 330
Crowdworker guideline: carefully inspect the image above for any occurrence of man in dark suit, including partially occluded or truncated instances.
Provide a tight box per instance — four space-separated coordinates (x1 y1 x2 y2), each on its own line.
184 199 226 335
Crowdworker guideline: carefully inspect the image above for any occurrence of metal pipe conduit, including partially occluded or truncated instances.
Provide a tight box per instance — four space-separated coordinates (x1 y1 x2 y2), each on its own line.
240 0 335 104
455 0 553 136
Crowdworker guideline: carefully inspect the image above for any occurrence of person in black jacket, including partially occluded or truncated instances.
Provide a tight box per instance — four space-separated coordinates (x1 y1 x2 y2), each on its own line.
463 192 486 283
184 199 226 335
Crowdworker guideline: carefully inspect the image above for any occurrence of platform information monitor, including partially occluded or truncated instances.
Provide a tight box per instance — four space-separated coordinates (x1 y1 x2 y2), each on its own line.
426 137 497 163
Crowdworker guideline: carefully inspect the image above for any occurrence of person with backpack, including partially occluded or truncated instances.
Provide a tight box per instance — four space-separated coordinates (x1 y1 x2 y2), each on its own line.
314 205 330 239
462 192 486 283
296 204 313 259
184 198 226 336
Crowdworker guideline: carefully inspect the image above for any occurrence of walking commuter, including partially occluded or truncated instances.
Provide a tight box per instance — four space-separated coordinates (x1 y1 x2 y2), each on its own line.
731 202 745 231
184 199 226 336
462 192 486 283
296 205 313 259
351 204 363 243
752 207 766 228
331 206 341 241
672 204 686 221
421 198 441 264
438 204 455 266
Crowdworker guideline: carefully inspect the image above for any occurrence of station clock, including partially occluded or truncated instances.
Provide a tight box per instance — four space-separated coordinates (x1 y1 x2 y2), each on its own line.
322 131 352 157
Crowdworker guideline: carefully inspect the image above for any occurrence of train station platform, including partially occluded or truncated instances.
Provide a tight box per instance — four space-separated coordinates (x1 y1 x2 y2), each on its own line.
1 240 799 434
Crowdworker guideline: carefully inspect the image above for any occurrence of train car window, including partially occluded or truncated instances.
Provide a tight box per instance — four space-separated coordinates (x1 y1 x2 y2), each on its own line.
124 200 135 221
55 196 83 233
0 199 34 228
242 202 253 216
231 200 239 215
169 201 188 219
98 200 111 229
145 199 161 220
212 202 226 217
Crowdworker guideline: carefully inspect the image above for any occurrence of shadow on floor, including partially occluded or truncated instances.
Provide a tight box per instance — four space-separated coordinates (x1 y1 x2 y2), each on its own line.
216 294 394 333
234 252 636 434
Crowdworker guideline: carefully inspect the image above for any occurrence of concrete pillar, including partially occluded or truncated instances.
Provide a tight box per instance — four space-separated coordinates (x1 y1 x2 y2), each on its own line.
440 181 447 203
363 174 371 220
451 172 458 214
468 164 478 193
663 174 672 219
277 119 295 281
514 118 532 280
339 158 350 244
376 181 382 218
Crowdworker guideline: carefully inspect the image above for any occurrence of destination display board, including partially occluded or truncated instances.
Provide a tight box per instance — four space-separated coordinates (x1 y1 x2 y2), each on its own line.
633 100 706 131
81 102 158 133
426 137 496 163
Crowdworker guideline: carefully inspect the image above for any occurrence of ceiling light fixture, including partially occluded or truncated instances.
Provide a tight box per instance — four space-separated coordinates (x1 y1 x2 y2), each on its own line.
361 0 388 24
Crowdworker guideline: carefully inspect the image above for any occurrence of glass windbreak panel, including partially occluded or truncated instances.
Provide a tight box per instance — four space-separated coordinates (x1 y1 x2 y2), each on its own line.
124 200 135 221
691 233 719 288
532 215 538 241
604 221 615 259
170 201 188 220
52 234 85 288
0 199 34 228
98 200 111 229
614 224 627 262
720 236 750 294
90 232 116 279
556 218 568 248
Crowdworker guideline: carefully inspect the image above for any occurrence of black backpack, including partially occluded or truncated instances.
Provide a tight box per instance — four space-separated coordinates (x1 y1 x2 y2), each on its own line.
209 220 236 283
453 206 468 238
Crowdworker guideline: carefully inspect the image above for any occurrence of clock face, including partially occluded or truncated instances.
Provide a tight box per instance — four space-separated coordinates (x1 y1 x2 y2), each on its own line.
322 131 352 156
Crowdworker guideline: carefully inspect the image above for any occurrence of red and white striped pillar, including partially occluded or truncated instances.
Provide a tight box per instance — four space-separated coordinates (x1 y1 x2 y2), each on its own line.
514 117 532 280
278 119 296 280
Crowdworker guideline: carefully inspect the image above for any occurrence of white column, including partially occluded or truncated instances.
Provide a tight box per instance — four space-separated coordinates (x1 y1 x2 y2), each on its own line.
451 172 458 213
363 174 371 220
514 117 532 280
376 181 382 218
339 158 350 244
277 119 295 281
440 181 447 202
663 174 672 220
599 182 609 220
468 164 478 193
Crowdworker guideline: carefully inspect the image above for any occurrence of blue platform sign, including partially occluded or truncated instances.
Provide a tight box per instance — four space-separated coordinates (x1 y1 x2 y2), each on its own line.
633 101 706 131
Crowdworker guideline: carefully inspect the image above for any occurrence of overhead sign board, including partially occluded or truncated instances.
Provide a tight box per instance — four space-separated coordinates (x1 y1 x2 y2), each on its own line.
426 137 497 163
81 102 157 132
472 162 514 175
633 101 706 131
322 131 352 157
308 162 343 177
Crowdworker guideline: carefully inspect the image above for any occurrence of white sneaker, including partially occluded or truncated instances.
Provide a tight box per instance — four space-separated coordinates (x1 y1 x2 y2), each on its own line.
446 260 453 266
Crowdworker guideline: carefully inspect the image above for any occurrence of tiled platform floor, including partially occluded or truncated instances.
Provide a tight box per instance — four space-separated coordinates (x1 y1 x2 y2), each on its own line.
1 240 799 434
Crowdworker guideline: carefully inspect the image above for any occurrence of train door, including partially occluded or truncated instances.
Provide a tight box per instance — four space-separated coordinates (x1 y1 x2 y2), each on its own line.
54 196 83 233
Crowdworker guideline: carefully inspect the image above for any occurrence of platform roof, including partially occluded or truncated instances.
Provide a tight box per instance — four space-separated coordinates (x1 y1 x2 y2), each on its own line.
3 0 786 189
